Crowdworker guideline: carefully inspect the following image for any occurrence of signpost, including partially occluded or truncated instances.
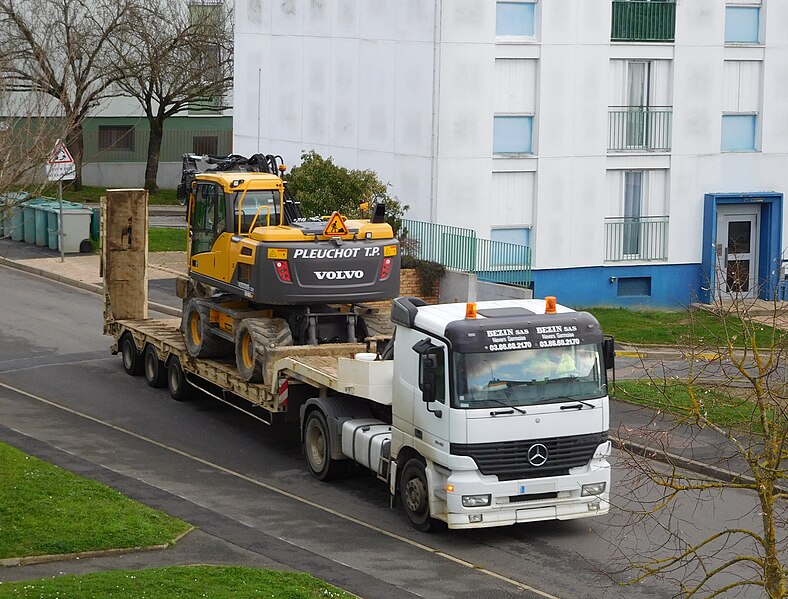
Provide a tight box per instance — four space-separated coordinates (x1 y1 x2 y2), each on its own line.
46 139 76 262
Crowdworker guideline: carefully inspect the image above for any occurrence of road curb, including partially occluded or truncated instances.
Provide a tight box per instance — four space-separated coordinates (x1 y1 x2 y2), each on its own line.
616 347 720 361
0 255 181 318
612 437 788 495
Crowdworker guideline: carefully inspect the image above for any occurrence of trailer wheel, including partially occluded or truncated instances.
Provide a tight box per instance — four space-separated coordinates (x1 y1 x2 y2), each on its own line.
167 356 193 402
182 298 232 359
303 410 350 481
120 333 143 376
143 345 167 388
235 317 293 383
400 458 433 532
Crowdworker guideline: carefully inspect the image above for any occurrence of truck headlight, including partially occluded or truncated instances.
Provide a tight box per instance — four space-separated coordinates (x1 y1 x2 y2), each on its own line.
462 494 491 507
581 482 606 496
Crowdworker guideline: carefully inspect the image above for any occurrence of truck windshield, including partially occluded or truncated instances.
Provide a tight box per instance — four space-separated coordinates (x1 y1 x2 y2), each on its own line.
453 344 606 409
234 190 281 231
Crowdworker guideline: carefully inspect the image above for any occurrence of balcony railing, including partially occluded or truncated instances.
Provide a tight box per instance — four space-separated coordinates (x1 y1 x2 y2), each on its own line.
608 107 672 152
401 219 531 288
611 0 676 42
604 216 669 262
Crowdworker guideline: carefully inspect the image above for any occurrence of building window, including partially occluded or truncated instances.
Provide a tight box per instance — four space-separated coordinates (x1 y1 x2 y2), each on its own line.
496 1 535 37
721 114 757 152
193 135 219 156
617 277 652 297
623 171 643 255
725 6 760 44
493 115 533 154
491 226 530 247
98 125 134 152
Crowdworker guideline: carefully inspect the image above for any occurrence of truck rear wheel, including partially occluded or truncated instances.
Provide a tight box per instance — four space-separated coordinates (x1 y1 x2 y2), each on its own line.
120 333 143 376
400 458 433 532
167 356 193 402
235 317 293 383
182 298 232 359
143 345 167 388
303 410 350 481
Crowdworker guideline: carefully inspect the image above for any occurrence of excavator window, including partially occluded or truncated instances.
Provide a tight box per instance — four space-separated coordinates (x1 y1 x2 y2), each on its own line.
233 190 281 232
191 182 225 255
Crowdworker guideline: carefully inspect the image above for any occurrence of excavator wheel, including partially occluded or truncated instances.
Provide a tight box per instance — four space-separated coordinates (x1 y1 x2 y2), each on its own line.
182 298 233 359
235 317 293 383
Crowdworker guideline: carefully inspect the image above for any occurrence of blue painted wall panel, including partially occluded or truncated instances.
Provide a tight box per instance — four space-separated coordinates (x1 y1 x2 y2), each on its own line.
531 264 703 309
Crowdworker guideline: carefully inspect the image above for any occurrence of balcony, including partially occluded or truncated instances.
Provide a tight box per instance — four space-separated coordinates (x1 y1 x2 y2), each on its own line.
611 0 676 43
608 107 672 153
604 216 669 262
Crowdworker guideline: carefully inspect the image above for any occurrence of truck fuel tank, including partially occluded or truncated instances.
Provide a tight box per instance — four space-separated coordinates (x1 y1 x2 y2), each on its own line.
341 419 392 479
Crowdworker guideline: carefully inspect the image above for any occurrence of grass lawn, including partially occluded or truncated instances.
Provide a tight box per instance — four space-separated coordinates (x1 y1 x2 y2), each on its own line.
0 442 191 559
584 306 783 348
149 227 187 252
613 380 772 432
59 185 179 205
0 566 353 598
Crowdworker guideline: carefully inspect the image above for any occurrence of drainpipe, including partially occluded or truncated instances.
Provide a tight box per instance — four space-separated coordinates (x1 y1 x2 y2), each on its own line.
429 0 442 223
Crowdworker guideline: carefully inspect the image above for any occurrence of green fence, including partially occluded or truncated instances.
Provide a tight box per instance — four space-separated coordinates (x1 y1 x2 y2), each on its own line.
604 216 669 262
608 107 672 152
611 0 676 42
401 219 531 287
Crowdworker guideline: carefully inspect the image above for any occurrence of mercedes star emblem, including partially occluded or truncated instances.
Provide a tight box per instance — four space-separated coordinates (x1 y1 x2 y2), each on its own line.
527 443 548 467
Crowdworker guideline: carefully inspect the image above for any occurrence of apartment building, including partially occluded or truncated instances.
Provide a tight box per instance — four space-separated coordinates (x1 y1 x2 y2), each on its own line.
233 0 788 307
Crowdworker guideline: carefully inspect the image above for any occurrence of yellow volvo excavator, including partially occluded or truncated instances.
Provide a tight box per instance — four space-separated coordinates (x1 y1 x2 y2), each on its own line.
176 153 400 383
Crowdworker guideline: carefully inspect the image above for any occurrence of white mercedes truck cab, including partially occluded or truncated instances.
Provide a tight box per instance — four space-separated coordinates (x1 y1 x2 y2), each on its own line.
387 296 614 530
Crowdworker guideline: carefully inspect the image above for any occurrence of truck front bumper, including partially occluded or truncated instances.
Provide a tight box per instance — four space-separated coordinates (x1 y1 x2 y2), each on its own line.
433 457 611 530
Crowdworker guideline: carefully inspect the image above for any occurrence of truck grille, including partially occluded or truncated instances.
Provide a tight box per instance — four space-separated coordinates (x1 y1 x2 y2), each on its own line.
450 432 608 481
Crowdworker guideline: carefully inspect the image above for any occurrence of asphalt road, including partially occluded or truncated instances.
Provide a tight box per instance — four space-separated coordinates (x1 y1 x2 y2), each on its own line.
0 266 771 598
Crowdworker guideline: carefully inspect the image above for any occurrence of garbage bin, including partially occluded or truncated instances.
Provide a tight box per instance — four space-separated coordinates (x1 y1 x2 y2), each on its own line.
59 206 94 253
23 204 37 244
90 207 100 240
9 203 23 241
34 203 51 246
47 208 59 250
0 192 29 238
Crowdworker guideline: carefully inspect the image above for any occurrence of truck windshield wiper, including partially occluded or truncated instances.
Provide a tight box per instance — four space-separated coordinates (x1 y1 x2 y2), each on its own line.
560 399 595 410
483 397 526 415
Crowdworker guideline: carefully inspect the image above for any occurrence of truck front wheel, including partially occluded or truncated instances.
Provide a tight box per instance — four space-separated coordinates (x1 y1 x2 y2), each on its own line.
303 410 349 481
400 459 433 532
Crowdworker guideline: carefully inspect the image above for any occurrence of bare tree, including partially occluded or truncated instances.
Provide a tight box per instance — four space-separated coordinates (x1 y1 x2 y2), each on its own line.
0 0 136 189
613 288 787 597
112 0 233 192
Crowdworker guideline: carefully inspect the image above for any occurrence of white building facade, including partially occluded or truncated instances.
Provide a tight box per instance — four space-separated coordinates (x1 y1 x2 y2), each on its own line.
233 0 788 308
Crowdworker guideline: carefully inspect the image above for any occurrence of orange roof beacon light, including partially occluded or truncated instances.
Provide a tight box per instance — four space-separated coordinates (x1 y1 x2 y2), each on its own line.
545 296 557 314
465 302 477 319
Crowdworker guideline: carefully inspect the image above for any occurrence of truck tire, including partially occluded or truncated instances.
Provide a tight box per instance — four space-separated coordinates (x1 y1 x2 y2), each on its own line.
143 345 167 388
303 410 350 481
120 333 143 376
182 298 232 359
400 458 434 532
235 317 293 383
167 356 193 402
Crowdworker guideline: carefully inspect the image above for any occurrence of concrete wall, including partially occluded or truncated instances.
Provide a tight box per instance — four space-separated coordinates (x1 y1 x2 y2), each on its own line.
439 270 531 303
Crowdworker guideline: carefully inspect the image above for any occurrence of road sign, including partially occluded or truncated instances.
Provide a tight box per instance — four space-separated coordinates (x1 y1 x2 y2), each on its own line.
323 211 349 236
46 139 76 181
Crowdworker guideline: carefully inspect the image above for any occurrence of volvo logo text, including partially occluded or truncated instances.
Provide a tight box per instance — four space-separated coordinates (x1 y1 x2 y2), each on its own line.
314 270 364 280
527 443 548 467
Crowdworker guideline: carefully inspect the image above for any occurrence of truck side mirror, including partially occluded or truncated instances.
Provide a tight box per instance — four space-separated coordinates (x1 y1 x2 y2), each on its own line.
602 336 615 371
421 356 438 404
